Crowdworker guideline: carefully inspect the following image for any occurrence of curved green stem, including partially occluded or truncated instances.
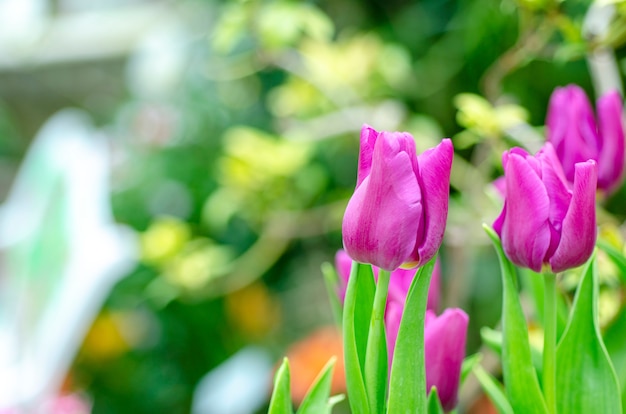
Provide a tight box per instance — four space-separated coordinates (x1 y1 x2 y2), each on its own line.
364 269 391 413
543 272 557 414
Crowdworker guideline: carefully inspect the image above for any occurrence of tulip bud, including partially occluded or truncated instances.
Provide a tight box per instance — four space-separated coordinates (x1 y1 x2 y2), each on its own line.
546 84 624 194
424 309 469 412
385 303 468 412
493 144 597 273
342 125 453 271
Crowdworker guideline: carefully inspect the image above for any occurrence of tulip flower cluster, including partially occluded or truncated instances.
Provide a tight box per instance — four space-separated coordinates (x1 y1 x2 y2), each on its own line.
335 249 468 410
338 125 465 412
270 85 626 414
483 84 626 414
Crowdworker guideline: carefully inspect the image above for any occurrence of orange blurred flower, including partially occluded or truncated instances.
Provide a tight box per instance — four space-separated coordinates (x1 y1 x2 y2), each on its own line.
283 326 345 405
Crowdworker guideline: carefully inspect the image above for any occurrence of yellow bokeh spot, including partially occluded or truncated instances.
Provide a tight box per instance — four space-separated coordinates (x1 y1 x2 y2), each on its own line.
163 239 233 291
219 126 311 191
82 312 129 360
140 216 191 266
225 282 281 340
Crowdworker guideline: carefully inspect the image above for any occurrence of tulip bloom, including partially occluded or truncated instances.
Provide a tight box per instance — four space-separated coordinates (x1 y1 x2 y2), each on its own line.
334 249 440 312
342 125 453 271
493 143 597 273
386 303 468 412
546 84 624 194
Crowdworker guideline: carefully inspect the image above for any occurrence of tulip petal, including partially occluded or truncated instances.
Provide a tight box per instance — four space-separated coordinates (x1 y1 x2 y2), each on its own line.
413 139 453 266
384 299 403 366
597 90 625 193
424 308 469 412
537 145 572 260
342 133 423 271
387 267 415 304
356 124 379 188
549 160 597 273
501 153 551 272
334 250 352 302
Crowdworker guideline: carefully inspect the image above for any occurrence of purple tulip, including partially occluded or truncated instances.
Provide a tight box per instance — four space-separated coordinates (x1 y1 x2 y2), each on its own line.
386 303 468 412
493 143 597 273
546 84 624 194
342 125 453 271
334 249 440 312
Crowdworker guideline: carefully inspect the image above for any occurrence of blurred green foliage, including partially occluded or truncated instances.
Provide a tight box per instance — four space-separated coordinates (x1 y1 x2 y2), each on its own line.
1 0 626 412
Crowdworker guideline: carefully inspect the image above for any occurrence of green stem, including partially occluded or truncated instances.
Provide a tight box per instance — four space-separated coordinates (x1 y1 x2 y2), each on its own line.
364 269 391 413
543 272 557 414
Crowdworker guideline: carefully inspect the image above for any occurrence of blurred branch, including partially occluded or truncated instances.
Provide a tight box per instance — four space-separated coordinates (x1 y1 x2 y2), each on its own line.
481 11 555 103
584 3 624 96
207 200 347 297
278 101 406 141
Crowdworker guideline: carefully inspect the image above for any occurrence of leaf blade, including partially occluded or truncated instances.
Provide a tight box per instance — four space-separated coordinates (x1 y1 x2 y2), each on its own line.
296 357 336 414
483 224 548 414
472 364 514 414
342 262 372 414
556 254 622 414
387 256 437 414
269 358 294 414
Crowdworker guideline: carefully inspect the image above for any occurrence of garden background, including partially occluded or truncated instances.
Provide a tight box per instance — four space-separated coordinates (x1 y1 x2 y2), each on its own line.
0 0 623 412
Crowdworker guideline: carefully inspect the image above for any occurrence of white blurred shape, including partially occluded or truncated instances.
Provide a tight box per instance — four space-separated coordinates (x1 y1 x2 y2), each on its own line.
0 0 48 52
0 109 136 411
126 23 190 99
192 347 274 414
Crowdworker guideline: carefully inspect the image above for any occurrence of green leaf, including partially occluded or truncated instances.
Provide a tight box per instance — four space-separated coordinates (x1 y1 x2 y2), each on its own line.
269 358 294 414
327 394 346 410
355 263 376 375
483 224 548 414
297 357 336 414
460 353 482 385
480 326 543 377
387 256 437 414
597 239 626 285
321 262 343 326
556 254 622 413
472 364 514 414
519 268 568 338
427 387 445 414
342 262 374 414
480 326 502 355
603 305 626 407
364 269 390 413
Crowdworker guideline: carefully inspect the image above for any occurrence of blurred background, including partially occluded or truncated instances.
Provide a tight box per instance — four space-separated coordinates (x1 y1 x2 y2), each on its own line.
0 0 625 412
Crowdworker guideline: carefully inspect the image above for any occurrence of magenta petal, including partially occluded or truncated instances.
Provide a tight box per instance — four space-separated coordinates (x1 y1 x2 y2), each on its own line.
538 148 572 260
387 267 416 304
356 124 379 188
424 308 469 412
549 160 597 273
334 250 352 303
414 139 453 266
500 154 551 272
597 90 625 193
385 299 403 367
492 176 506 199
538 142 571 192
342 133 423 271
493 203 506 237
